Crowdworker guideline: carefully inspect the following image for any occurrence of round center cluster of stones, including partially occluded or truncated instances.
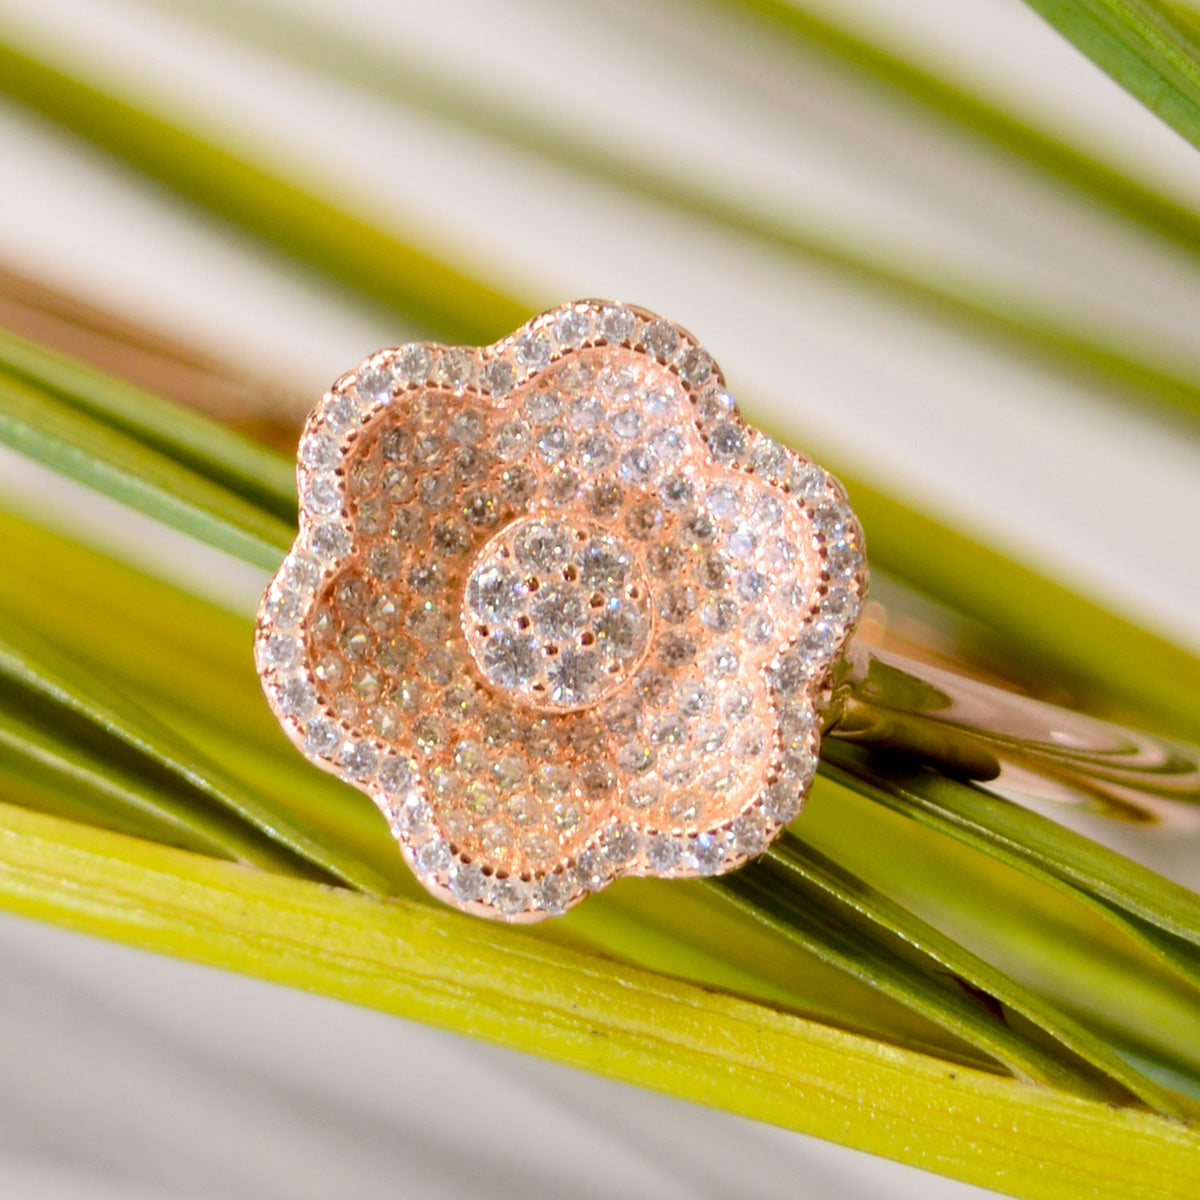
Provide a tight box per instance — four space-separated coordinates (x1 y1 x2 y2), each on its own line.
462 516 652 710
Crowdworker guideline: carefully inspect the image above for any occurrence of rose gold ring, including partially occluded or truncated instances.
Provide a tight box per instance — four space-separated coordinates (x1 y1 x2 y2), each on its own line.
254 301 1200 920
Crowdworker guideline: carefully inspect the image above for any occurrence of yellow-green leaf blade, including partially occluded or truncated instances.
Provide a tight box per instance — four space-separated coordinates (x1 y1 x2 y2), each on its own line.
0 800 1197 1200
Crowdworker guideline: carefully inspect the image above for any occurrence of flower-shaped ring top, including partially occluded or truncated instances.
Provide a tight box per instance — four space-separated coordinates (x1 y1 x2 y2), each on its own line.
255 302 867 921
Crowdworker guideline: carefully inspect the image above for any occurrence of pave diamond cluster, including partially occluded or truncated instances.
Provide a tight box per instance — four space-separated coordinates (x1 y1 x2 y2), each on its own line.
255 301 867 921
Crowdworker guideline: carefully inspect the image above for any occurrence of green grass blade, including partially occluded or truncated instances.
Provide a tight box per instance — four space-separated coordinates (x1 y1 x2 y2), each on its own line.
756 829 1191 1112
0 372 291 569
708 0 1200 254
1022 0 1200 152
0 800 1197 1200
0 42 525 345
0 703 294 863
0 605 390 893
0 325 296 517
47 7 1200 429
166 0 1200 263
715 868 1155 1107
822 741 1200 972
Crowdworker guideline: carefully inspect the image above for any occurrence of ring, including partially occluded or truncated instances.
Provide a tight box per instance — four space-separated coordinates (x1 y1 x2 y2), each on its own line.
253 300 1197 921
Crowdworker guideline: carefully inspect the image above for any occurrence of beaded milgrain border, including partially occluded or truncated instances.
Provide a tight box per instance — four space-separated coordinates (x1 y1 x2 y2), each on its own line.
254 301 868 921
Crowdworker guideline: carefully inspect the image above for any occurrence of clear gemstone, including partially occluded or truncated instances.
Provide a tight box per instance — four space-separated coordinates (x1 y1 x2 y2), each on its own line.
678 347 712 387
546 647 603 705
678 680 713 717
603 696 642 736
697 388 734 425
438 348 475 390
303 718 340 758
283 553 321 592
515 329 552 368
709 643 740 676
321 393 358 434
380 427 412 462
828 543 865 581
534 764 571 801
732 812 769 856
646 834 682 872
659 584 697 624
660 474 694 510
448 862 488 903
595 603 646 661
701 596 737 633
728 524 757 559
531 583 587 639
453 739 489 776
618 447 654 483
482 357 517 395
821 586 861 625
499 467 536 505
356 362 390 402
578 432 616 471
708 423 747 463
514 519 574 571
546 465 580 504
762 779 803 824
466 563 525 622
341 740 378 780
641 319 679 359
309 523 350 561
478 817 509 851
524 390 561 423
604 824 640 864
586 480 623 517
568 393 602 429
750 436 790 478
300 429 339 469
482 630 540 687
536 872 573 915
625 502 662 540
610 407 643 439
648 428 684 463
276 678 317 719
389 794 431 836
536 424 572 462
578 538 629 589
493 755 528 790
552 799 586 837
736 570 768 603
493 876 532 916
597 305 635 342
262 633 300 671
377 756 415 793
303 474 340 516
554 309 591 348
616 739 655 773
415 838 452 875
264 584 302 630
496 420 531 460
723 687 753 722
627 778 660 810
745 611 775 645
790 462 826 501
398 345 433 384
687 831 728 874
